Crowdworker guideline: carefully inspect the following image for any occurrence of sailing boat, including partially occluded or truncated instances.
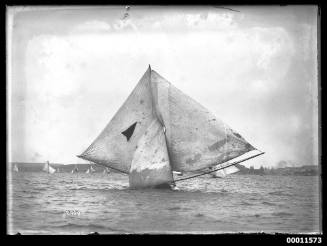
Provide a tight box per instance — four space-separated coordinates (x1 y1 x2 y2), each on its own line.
71 165 79 174
210 164 239 178
13 164 19 172
90 165 96 173
173 171 183 176
43 161 56 174
103 167 110 174
77 66 263 189
85 168 90 174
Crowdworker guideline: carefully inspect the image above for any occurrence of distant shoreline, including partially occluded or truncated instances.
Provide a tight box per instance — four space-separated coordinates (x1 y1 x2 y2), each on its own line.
8 162 320 176
8 162 88 165
8 162 117 173
234 164 320 176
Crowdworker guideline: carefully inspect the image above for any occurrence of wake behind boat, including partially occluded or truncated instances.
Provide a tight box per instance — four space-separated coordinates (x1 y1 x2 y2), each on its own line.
77 66 264 189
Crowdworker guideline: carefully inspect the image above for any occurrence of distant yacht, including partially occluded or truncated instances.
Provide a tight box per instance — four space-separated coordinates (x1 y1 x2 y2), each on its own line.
86 165 95 174
103 167 110 174
13 164 19 172
43 161 56 174
173 171 183 176
71 165 79 174
210 164 240 178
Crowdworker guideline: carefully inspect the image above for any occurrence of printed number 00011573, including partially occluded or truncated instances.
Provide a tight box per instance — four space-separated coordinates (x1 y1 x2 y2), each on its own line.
286 237 322 244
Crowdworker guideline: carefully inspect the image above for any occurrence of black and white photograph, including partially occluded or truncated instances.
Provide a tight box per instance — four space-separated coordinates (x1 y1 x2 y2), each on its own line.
6 5 321 235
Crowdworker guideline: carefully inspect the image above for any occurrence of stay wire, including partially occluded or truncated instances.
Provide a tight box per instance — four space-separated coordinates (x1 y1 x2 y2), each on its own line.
172 151 265 183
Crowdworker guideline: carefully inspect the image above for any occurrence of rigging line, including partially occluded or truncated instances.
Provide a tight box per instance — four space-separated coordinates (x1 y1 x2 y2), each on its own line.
105 165 129 175
212 6 241 13
223 122 227 168
95 164 129 175
76 155 129 175
172 151 265 183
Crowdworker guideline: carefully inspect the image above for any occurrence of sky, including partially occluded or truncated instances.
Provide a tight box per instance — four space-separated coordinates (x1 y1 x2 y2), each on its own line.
7 6 319 167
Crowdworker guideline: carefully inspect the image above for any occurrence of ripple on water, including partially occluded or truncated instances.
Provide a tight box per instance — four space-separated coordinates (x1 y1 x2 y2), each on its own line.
272 212 293 217
268 191 292 196
167 206 182 211
262 201 277 206
18 203 31 209
52 222 132 233
240 201 253 206
9 173 320 234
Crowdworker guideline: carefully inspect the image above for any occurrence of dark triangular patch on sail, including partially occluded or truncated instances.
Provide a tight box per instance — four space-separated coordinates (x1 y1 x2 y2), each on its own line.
122 122 137 141
78 66 155 173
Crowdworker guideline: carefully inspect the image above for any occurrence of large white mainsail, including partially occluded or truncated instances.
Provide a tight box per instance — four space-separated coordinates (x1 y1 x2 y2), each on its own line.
43 161 56 174
78 66 263 188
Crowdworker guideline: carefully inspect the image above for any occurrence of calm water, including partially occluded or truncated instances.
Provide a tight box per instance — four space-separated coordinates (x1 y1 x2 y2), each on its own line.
7 172 321 234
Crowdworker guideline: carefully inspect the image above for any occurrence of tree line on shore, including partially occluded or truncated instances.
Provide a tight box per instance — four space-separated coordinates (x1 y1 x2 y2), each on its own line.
235 164 319 176
10 162 319 176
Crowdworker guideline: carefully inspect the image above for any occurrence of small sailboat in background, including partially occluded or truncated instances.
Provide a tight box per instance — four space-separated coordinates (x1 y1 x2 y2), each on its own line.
173 171 183 176
77 66 264 189
90 165 96 173
13 164 19 172
86 165 95 174
43 161 56 174
103 167 110 174
210 164 240 178
71 165 79 174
